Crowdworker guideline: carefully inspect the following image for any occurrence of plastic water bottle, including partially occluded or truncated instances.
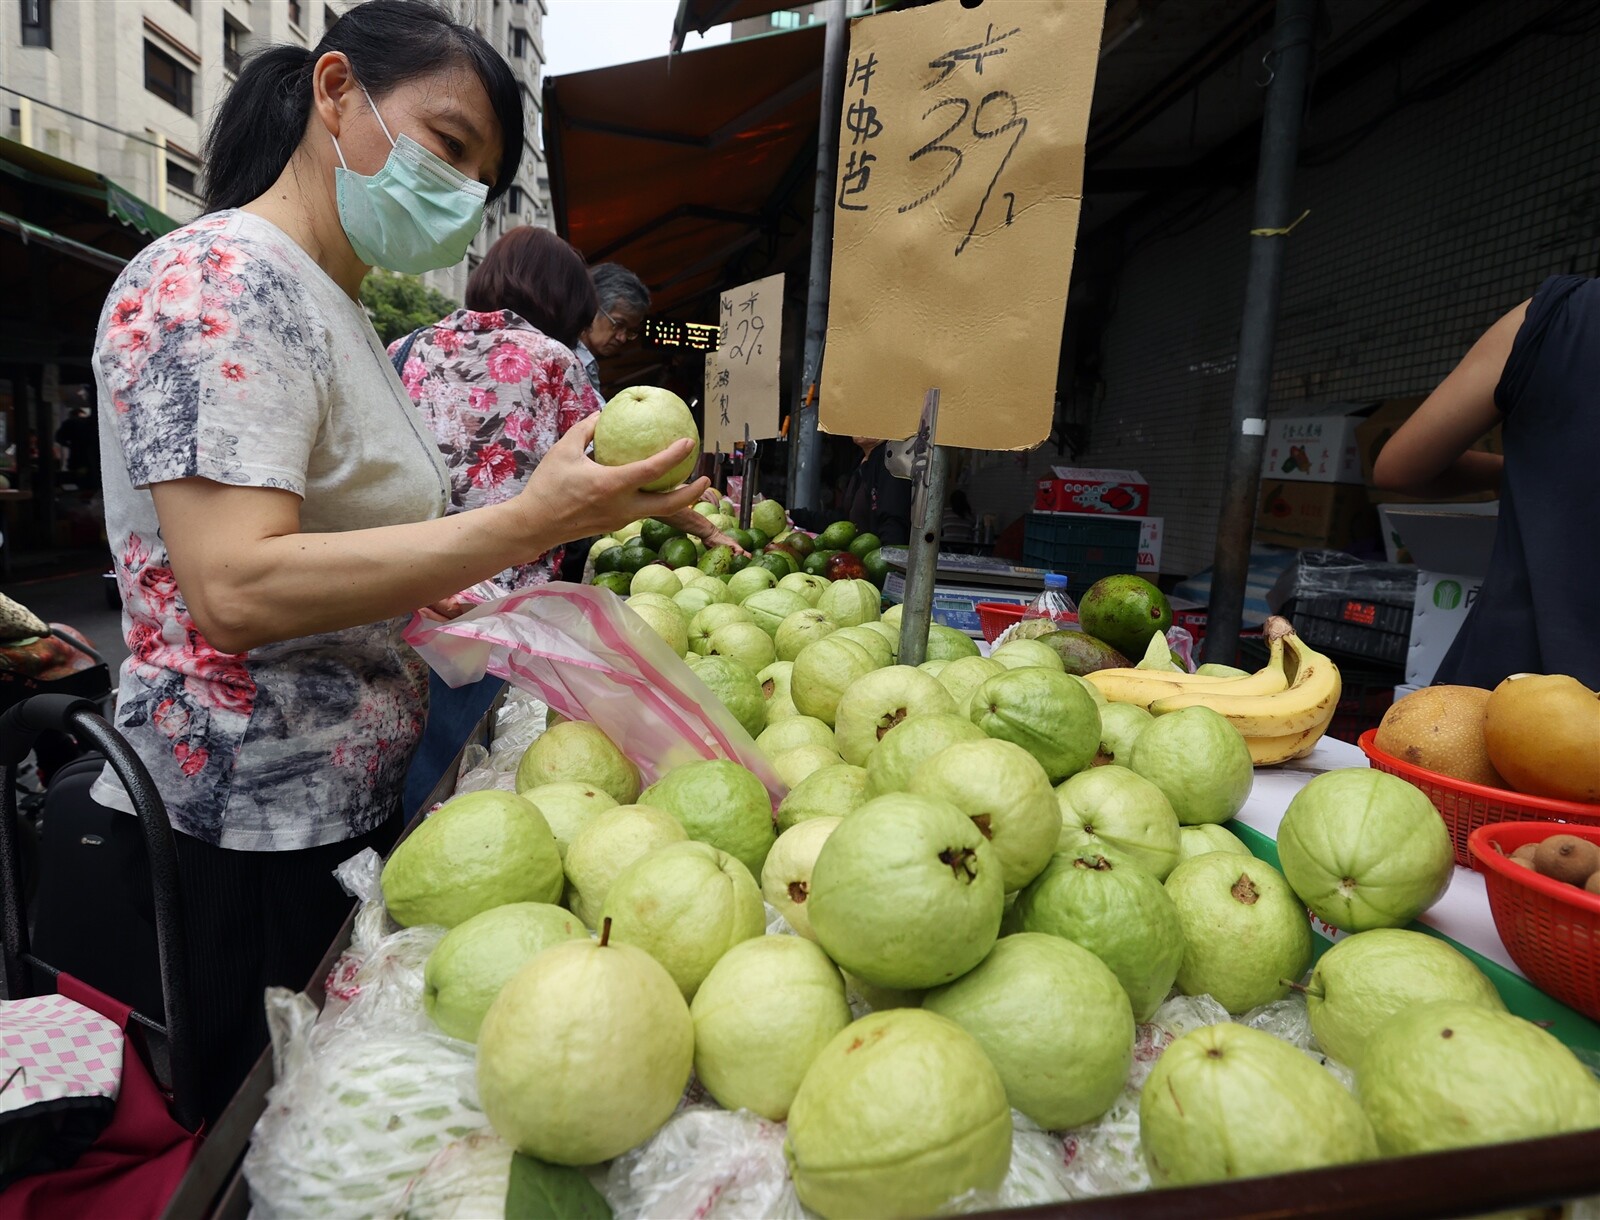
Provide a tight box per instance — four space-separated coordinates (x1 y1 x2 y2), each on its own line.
1023 572 1076 621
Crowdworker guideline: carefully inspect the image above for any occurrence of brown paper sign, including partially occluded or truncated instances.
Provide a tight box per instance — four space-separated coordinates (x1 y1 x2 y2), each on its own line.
706 272 783 449
820 0 1102 451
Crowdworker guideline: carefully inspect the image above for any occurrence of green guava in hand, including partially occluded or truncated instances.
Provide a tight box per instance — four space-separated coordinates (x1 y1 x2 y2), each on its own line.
910 739 1060 892
833 666 958 767
600 841 765 1000
777 763 870 832
592 386 699 490
808 793 1004 990
864 712 986 797
784 1009 1012 1220
519 781 617 859
1305 928 1505 1067
691 935 852 1120
562 803 688 928
1139 1022 1377 1186
1164 852 1312 1013
382 790 563 928
516 721 641 806
423 902 586 1042
1128 706 1253 825
1012 851 1184 1020
1358 1002 1600 1155
1055 765 1182 880
792 636 878 726
924 933 1133 1131
758 715 837 759
1178 823 1251 863
971 667 1101 782
761 816 842 939
477 933 693 1164
639 757 776 878
1276 768 1454 932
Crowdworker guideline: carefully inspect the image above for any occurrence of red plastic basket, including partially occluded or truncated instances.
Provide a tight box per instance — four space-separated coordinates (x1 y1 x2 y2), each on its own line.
974 604 1079 644
1468 821 1600 1022
1359 730 1600 869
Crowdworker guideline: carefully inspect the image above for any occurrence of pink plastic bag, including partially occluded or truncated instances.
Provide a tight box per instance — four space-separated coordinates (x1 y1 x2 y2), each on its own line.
404 583 785 804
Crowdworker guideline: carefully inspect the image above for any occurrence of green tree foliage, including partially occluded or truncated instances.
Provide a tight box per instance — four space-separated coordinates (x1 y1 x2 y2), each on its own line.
360 269 459 346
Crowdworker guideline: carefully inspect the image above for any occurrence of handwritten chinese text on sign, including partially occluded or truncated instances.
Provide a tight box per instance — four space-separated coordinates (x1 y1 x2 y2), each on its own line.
707 271 783 450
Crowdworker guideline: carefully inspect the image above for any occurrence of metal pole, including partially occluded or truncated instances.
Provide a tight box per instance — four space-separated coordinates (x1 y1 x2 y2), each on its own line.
1202 0 1318 666
897 390 946 668
792 0 848 513
738 425 756 530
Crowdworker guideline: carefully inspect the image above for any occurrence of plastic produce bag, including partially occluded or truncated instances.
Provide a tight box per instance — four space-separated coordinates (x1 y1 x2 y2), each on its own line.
407 583 782 801
1266 549 1419 613
605 1106 804 1220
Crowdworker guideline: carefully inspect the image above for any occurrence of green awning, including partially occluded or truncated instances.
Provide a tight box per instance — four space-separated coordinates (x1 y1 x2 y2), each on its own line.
0 136 179 239
103 178 178 239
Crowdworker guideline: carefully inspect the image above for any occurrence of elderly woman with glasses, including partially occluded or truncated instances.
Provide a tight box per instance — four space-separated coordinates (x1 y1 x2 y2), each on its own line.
575 263 650 397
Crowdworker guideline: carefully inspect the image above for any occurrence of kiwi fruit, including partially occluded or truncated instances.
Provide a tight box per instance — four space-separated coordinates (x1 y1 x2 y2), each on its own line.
1510 843 1540 870
1533 834 1600 887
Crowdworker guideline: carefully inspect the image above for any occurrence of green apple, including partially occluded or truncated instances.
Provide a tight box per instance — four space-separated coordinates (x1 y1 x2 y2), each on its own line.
777 763 869 832
762 816 842 940
423 902 586 1041
516 721 640 805
1055 765 1182 880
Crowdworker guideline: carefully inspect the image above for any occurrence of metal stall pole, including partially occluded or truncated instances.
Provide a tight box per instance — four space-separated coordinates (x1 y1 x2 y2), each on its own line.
897 390 947 668
1201 0 1318 665
738 424 757 531
791 0 848 511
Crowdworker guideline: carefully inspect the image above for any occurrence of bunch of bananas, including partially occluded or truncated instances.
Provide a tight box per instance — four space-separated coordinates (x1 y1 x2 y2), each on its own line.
1086 617 1341 765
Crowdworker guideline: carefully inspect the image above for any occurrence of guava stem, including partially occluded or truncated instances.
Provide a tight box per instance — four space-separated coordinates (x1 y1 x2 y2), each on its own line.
1283 979 1323 999
600 916 613 948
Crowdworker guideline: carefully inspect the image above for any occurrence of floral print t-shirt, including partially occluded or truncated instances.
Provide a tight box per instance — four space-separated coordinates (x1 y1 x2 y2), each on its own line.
392 311 601 593
91 211 450 850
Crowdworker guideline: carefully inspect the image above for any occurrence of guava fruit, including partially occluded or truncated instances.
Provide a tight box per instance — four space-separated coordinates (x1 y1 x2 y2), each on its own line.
1097 702 1153 764
777 763 870 832
683 654 767 739
639 757 776 878
1360 1001 1600 1155
881 604 903 629
562 803 688 928
971 668 1101 782
818 578 882 627
776 609 839 662
1068 672 1108 706
727 565 777 603
1055 766 1182 880
672 564 703 587
477 932 693 1164
832 624 894 669
689 602 755 655
1276 768 1454 932
1139 1022 1377 1186
1178 822 1251 862
779 572 829 606
708 621 777 672
989 638 1067 673
762 816 842 940
382 791 564 928
1077 574 1172 660
857 620 901 660
742 588 811 639
774 744 844 789
919 660 948 677
423 902 586 1042
516 721 641 805
758 715 837 758
844 973 924 1013
784 1009 1012 1220
910 739 1060 892
613 520 646 543
833 666 959 767
592 385 699 491
1012 851 1184 1020
673 585 717 620
1305 929 1505 1067
627 597 689 655
864 712 987 797
691 935 852 1120
689 575 732 604
519 781 617 858
757 660 800 721
792 636 878 726
1164 852 1312 1013
1128 706 1253 826
808 793 1004 990
924 623 982 661
600 840 765 999
935 656 1005 716
924 933 1134 1130
629 566 682 599
751 498 788 537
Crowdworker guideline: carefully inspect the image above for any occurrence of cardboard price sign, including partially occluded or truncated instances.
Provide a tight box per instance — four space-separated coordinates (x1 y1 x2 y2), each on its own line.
820 0 1102 451
705 272 783 450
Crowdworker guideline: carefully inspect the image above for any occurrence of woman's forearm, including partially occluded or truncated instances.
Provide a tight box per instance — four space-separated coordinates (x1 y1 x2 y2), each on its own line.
1386 450 1504 500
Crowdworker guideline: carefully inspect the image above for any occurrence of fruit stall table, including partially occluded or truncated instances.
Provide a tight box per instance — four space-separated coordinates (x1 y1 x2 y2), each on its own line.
161 727 1600 1220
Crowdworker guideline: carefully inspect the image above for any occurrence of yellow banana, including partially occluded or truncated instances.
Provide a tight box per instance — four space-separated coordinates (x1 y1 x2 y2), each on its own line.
1245 705 1336 765
1149 630 1341 737
1087 634 1289 708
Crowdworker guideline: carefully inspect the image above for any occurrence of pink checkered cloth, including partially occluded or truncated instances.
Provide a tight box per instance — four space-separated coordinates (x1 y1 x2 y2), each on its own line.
0 994 123 1112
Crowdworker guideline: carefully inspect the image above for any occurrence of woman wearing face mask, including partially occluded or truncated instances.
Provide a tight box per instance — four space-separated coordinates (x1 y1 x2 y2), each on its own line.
87 0 706 1120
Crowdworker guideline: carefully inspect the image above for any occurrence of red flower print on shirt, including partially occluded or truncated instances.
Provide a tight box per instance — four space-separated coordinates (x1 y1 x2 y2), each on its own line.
531 357 568 400
433 328 463 356
152 263 202 315
502 406 536 446
173 741 209 778
111 297 144 328
203 244 242 277
135 564 182 616
199 312 232 340
467 386 499 414
462 310 506 333
221 361 247 382
402 356 427 400
486 341 533 384
468 442 517 488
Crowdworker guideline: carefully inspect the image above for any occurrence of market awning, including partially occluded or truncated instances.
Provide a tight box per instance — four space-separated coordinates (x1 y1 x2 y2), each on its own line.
671 0 811 50
543 23 828 326
0 137 178 241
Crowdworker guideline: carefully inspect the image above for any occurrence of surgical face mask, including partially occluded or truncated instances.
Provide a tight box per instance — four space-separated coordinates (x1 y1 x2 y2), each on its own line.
331 85 488 274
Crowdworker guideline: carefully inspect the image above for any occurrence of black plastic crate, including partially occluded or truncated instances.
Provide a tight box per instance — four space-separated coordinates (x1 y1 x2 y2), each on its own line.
1286 594 1412 667
1021 515 1140 589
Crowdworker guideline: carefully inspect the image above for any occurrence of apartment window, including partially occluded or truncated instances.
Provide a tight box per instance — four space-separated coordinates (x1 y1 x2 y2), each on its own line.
171 0 192 11
223 15 245 76
770 10 801 29
145 42 194 114
506 185 526 214
511 27 533 58
287 0 303 28
20 0 50 48
167 158 199 196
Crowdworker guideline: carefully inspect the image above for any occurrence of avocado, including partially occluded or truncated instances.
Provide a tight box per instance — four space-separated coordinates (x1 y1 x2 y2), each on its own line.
1077 575 1172 659
1037 629 1130 675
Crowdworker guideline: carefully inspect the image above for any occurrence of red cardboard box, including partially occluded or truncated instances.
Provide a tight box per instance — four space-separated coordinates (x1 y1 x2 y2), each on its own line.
1033 467 1149 516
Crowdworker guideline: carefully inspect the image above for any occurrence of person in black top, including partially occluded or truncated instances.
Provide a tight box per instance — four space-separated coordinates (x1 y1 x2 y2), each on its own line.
55 403 100 491
1373 276 1598 689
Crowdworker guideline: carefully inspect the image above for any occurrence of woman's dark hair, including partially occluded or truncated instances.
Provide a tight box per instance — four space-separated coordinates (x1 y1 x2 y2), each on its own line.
465 227 599 351
203 0 523 212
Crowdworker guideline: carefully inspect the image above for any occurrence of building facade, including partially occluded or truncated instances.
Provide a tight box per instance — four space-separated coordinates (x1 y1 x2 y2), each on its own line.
0 0 549 303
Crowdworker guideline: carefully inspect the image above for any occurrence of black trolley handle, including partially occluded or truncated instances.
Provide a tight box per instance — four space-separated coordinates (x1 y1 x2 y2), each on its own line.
0 693 200 1132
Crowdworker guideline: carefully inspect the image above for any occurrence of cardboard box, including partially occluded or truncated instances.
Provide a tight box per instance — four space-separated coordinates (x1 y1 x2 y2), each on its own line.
1254 481 1379 549
1034 467 1149 516
1356 397 1503 506
1260 403 1372 485
1406 572 1484 686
